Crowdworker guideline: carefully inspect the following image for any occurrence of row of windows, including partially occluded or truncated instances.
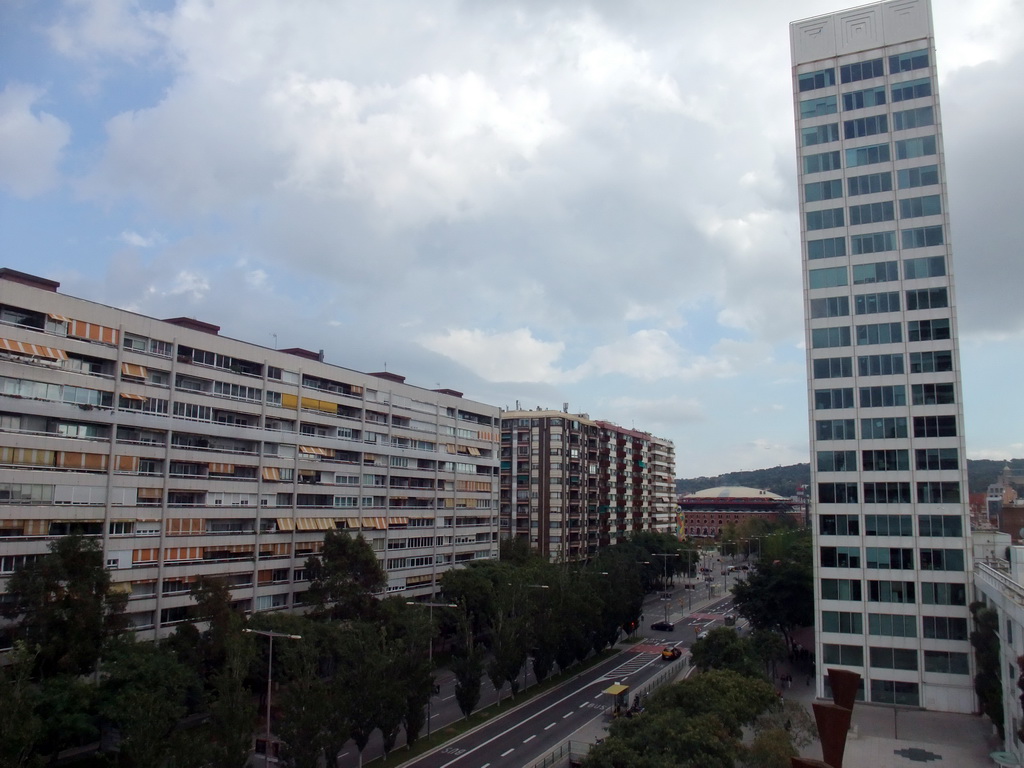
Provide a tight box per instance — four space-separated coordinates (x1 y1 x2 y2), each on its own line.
798 105 937 140
804 135 937 174
800 64 931 103
800 51 928 93
816 447 959 471
805 187 942 224
822 644 968 675
808 253 946 289
818 481 961 504
822 578 964 605
814 257 946 286
820 514 963 538
807 199 942 230
824 612 966 640
816 413 954 443
810 288 948 318
821 546 964 571
811 318 951 349
817 414 955 441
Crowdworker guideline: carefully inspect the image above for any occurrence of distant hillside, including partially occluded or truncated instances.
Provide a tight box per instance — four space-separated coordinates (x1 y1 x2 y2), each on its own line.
676 458 1024 498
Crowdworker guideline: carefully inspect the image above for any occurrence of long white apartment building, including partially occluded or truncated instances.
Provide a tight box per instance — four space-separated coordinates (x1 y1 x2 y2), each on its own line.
792 0 974 712
0 269 500 640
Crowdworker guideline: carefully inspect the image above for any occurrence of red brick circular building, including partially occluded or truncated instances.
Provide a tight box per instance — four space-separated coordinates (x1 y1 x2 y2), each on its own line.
679 486 801 539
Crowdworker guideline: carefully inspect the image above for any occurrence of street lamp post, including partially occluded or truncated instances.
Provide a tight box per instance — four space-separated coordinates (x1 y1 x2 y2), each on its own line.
244 628 302 765
407 601 457 738
652 553 679 622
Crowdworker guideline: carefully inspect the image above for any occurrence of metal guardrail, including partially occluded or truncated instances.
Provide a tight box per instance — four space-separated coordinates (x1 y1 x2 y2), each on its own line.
524 657 688 768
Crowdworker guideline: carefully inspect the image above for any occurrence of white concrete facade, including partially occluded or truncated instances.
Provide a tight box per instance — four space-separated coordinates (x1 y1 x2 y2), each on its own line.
792 0 974 713
0 269 500 641
973 532 1024 760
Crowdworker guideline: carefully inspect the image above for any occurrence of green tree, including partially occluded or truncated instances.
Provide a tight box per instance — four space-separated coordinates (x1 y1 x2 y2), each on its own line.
689 627 761 678
583 670 776 768
188 578 256 768
304 531 386 620
752 699 817 751
748 629 788 679
450 610 485 719
0 642 43 768
730 557 813 649
3 535 127 679
746 727 798 768
99 639 197 768
972 601 1004 738
276 633 328 768
33 674 99 760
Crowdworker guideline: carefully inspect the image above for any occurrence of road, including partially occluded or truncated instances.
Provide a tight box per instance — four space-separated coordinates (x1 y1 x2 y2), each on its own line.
394 591 739 768
333 561 748 768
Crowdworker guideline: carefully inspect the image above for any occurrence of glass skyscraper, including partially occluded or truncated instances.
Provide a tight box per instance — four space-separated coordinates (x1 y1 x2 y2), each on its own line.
791 0 974 712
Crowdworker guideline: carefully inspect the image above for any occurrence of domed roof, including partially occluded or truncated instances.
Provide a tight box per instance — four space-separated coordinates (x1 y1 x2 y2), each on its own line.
683 486 786 500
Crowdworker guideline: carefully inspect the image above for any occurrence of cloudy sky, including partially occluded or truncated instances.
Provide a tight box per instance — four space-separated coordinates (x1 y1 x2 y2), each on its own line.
1 0 1021 477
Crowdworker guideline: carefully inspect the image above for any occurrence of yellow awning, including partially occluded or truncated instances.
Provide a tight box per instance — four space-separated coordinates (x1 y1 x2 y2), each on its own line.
208 463 235 474
299 445 330 456
276 517 295 531
121 362 147 379
281 393 299 409
119 392 147 401
388 517 409 525
48 313 69 322
604 684 629 696
0 338 67 360
262 466 282 481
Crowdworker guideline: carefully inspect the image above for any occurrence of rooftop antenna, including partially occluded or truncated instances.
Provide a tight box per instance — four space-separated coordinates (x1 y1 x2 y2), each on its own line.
270 333 278 349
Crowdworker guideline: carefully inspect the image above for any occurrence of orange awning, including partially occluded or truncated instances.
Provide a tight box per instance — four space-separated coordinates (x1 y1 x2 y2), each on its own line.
121 362 147 379
0 338 67 360
299 445 331 456
68 320 119 346
388 517 409 526
262 466 282 481
48 313 69 322
119 392 147 401
208 463 236 474
276 518 295 531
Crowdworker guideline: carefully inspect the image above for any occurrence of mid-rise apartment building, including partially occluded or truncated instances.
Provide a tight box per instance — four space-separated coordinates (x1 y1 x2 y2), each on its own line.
0 269 499 639
499 409 675 561
792 0 974 712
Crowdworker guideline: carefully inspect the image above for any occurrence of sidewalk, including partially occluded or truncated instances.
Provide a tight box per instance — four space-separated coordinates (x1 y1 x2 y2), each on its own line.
774 655 996 768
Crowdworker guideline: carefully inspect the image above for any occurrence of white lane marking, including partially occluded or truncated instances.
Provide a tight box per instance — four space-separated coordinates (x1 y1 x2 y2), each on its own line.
436 657 628 767
500 748 514 757
524 735 536 743
544 723 556 730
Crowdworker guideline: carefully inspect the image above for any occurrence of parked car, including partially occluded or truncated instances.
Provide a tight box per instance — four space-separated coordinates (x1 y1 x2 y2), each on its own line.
650 620 675 632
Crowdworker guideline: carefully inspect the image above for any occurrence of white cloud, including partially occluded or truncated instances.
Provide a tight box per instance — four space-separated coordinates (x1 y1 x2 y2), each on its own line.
47 0 165 62
0 84 70 198
118 230 161 248
420 328 566 383
165 271 210 302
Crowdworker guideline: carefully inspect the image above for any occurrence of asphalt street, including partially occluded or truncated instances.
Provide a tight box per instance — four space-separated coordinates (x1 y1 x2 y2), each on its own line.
333 559 748 768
